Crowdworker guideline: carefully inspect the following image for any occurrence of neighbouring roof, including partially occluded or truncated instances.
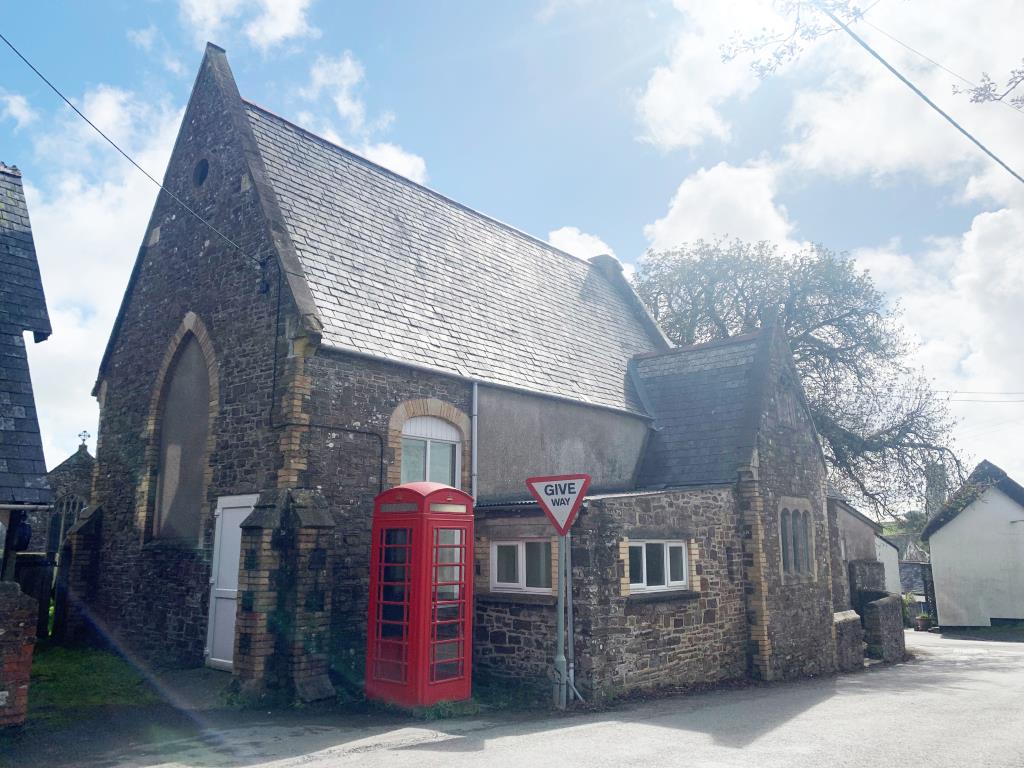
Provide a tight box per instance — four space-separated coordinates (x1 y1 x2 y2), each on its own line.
885 532 930 563
921 460 1024 541
632 333 763 487
900 560 930 596
829 495 882 534
244 101 668 413
0 162 53 506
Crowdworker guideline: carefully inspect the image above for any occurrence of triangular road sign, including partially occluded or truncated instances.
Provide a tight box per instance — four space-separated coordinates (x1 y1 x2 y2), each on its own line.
526 474 591 536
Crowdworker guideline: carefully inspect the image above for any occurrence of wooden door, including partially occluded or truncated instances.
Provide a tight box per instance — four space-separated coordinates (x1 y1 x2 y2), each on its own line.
205 494 257 670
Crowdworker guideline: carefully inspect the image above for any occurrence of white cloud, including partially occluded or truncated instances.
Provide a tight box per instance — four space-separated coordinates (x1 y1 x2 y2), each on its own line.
548 226 615 259
644 162 797 250
852 204 1024 482
127 25 186 76
781 1 1024 187
127 26 157 51
21 87 181 466
637 1 788 150
0 92 39 130
360 142 428 184
297 52 427 183
178 0 243 45
245 0 320 51
301 52 368 135
178 0 318 50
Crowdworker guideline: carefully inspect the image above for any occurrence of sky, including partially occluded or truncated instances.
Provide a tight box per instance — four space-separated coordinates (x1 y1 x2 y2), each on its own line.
2 0 1023 503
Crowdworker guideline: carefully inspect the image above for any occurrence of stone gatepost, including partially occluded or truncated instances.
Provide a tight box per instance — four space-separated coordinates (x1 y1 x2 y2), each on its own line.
0 582 37 728
234 489 335 702
53 506 102 644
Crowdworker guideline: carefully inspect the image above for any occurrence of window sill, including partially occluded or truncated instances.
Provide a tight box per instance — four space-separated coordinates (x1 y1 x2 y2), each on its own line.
143 538 204 552
475 591 557 607
626 589 700 605
782 574 817 585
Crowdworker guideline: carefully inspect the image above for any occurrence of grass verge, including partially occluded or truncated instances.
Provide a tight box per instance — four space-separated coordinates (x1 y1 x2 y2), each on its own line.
27 643 161 725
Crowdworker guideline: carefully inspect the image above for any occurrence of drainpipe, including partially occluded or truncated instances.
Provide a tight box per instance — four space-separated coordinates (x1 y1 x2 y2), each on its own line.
471 382 479 499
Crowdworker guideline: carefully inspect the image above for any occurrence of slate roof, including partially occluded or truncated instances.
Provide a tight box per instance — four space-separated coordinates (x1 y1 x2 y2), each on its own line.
0 163 52 505
921 460 1024 541
632 333 763 488
244 102 667 413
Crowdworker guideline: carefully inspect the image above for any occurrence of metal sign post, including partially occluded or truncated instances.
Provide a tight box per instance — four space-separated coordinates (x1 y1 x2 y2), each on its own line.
525 473 590 710
554 532 567 708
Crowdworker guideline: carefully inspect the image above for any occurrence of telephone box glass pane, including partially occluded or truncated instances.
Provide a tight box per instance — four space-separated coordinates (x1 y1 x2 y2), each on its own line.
645 542 665 586
401 438 427 483
525 541 552 589
428 441 456 485
495 544 518 583
431 527 466 683
374 526 412 683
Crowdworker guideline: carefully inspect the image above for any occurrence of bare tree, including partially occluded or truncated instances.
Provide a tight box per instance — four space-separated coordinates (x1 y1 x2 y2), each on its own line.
953 62 1024 110
634 239 963 517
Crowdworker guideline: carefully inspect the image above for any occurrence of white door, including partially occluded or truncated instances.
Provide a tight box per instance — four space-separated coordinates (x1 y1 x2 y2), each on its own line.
206 494 257 671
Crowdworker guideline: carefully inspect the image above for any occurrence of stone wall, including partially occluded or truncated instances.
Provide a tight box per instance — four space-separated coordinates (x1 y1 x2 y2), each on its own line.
577 488 748 698
753 326 836 680
827 500 851 611
833 610 864 672
0 582 36 728
863 595 906 663
301 349 472 677
83 50 295 666
474 488 746 699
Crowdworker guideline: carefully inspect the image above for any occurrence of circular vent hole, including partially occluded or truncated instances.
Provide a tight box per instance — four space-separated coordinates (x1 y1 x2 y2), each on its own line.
193 158 209 187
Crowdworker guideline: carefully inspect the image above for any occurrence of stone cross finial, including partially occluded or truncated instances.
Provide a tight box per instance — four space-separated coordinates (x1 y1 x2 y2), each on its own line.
78 430 90 446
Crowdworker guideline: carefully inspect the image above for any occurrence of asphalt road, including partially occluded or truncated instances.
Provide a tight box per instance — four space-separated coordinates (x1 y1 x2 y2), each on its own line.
7 631 1024 768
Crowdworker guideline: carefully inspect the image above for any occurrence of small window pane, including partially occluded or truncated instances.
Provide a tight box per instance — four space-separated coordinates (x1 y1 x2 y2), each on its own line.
645 543 665 586
495 544 518 584
428 441 456 485
629 545 644 584
401 438 426 483
436 528 462 546
792 512 802 574
669 545 685 583
525 541 552 589
781 510 791 573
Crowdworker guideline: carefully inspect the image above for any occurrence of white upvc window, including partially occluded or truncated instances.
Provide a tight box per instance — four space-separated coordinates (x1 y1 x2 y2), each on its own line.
490 540 553 594
401 416 461 488
628 540 689 592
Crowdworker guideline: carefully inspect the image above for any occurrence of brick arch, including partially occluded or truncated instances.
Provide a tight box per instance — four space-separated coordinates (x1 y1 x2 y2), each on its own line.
386 398 472 490
135 311 221 544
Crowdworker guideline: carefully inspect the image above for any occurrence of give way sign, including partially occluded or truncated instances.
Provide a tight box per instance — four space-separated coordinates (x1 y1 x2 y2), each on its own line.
526 474 592 536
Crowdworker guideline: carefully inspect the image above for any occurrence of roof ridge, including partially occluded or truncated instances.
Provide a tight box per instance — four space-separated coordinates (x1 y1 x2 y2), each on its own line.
633 330 762 362
241 99 594 271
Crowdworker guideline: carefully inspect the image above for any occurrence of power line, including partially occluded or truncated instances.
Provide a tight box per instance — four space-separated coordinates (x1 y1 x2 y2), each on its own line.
0 30 265 270
817 5 1024 186
861 18 1024 117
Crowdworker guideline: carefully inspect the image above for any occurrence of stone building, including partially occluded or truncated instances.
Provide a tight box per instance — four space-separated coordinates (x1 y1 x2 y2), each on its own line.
0 161 51 727
67 45 858 701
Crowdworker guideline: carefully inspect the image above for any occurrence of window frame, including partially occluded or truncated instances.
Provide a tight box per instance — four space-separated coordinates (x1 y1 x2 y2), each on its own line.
400 416 461 488
780 507 816 579
489 539 554 594
627 539 689 593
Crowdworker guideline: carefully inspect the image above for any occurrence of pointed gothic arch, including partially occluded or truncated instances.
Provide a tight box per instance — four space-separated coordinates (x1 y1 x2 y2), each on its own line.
136 312 220 545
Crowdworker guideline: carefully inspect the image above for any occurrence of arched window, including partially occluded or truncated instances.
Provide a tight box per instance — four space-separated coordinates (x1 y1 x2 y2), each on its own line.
780 505 815 577
153 334 210 541
400 416 460 487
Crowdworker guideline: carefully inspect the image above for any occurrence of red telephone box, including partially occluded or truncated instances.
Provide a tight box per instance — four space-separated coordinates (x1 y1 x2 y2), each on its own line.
366 482 474 707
